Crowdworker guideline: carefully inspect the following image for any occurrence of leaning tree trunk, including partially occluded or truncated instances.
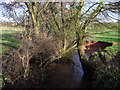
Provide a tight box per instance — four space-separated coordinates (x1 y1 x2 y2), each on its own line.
76 32 95 78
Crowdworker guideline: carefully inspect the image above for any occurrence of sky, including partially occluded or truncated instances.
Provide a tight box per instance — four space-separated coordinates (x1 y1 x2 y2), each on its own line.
0 0 119 3
0 0 119 22
1 0 119 2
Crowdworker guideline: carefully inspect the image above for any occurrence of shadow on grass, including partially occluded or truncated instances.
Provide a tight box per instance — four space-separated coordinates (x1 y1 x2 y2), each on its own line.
1 33 20 53
0 43 18 49
95 37 120 44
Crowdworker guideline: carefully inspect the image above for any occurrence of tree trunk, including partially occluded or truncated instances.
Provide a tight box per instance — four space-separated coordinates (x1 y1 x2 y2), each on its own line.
76 31 86 59
34 22 40 35
24 50 30 78
76 31 95 77
61 2 67 53
24 66 29 78
25 2 41 35
78 44 86 59
63 37 67 52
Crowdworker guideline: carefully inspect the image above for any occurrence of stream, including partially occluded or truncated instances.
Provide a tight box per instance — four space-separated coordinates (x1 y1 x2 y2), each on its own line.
42 41 115 88
4 41 116 88
43 52 84 88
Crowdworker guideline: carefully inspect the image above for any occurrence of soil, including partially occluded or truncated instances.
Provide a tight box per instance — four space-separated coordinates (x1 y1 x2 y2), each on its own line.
84 41 118 60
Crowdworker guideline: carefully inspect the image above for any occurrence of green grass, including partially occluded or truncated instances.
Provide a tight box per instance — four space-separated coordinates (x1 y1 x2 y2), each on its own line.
91 25 120 52
90 23 119 43
0 26 23 31
0 27 21 54
93 37 120 44
106 45 120 51
93 31 120 43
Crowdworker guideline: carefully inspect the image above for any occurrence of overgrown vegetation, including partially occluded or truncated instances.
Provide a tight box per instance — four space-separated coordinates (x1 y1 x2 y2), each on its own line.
1 1 120 88
2 33 61 87
92 50 120 88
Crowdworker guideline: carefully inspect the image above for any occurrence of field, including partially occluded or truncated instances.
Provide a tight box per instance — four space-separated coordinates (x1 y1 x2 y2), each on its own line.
0 23 120 54
0 27 21 54
92 30 120 43
90 23 120 52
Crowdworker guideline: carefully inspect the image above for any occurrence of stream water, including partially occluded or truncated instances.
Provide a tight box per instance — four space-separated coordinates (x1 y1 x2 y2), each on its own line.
43 52 84 88
42 41 115 88
4 41 116 88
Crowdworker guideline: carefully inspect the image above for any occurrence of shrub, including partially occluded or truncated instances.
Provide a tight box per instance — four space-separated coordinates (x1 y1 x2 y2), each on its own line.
2 33 61 87
92 51 120 88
